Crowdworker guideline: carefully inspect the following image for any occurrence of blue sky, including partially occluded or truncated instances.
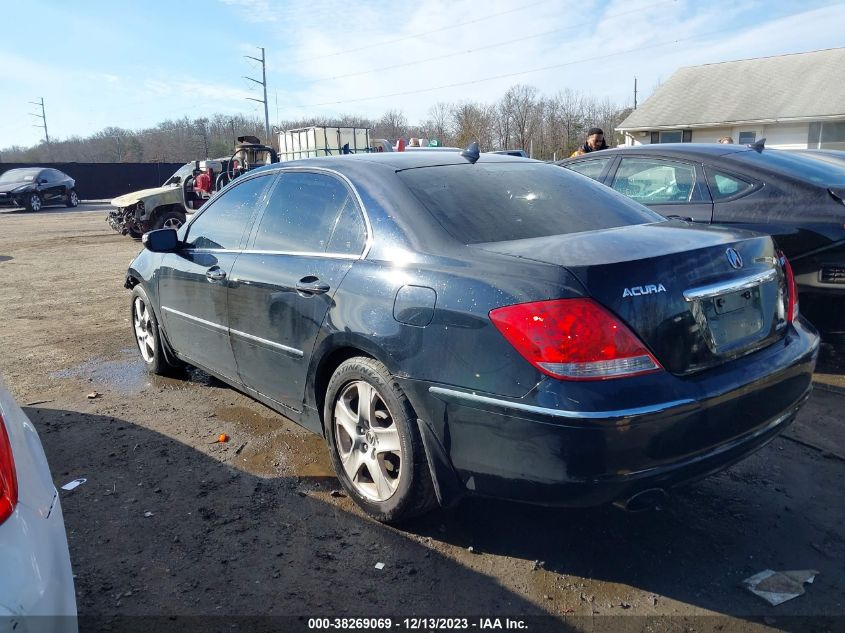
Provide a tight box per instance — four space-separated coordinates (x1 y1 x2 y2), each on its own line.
2 0 844 148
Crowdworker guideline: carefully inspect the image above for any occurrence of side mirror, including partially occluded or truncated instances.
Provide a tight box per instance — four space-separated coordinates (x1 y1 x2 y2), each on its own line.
142 228 179 252
39 178 48 184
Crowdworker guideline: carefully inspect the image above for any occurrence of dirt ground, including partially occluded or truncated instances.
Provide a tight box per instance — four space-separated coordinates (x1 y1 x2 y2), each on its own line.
1 205 843 632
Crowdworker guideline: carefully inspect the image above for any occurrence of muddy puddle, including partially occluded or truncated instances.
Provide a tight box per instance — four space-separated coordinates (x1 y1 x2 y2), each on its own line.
51 348 218 393
215 403 334 481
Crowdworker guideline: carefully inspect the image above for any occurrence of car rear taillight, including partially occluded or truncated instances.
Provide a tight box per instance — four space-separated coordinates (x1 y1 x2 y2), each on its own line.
490 298 662 380
0 414 18 524
778 250 799 323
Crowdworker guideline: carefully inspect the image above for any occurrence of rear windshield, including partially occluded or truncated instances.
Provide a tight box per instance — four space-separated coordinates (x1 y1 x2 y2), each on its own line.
0 168 40 183
398 162 663 244
729 149 845 185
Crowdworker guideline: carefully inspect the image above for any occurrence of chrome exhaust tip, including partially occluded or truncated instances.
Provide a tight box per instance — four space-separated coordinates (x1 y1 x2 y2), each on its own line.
613 488 667 512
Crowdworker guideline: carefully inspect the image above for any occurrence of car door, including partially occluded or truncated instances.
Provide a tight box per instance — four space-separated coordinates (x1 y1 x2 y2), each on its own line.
157 172 275 382
609 156 714 222
37 170 57 204
227 170 368 418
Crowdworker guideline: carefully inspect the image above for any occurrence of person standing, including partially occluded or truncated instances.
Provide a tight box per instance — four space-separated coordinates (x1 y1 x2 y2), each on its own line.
570 127 609 157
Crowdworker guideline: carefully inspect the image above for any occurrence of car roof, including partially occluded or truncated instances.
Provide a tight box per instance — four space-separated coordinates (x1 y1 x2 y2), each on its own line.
560 143 758 163
265 150 540 172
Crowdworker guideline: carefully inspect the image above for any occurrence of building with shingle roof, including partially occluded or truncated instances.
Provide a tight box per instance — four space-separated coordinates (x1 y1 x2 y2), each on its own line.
617 48 845 149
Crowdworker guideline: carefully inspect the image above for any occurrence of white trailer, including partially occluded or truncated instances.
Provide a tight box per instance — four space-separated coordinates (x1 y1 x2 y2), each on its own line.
279 126 374 161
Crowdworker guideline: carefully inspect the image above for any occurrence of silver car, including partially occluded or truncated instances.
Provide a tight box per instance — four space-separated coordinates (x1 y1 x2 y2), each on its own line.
0 378 76 629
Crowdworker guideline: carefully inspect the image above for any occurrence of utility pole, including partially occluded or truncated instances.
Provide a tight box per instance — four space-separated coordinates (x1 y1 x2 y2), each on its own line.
29 97 50 144
244 47 270 141
633 77 638 110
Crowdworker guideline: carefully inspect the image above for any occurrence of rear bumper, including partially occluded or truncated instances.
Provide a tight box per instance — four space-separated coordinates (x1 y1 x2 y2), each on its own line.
0 494 77 626
402 318 819 507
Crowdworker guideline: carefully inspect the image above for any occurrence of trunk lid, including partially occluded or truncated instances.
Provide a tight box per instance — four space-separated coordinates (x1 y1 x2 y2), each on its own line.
476 222 789 375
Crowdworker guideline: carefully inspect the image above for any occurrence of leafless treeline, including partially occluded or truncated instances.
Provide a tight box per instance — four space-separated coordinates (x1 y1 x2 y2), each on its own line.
1 84 630 163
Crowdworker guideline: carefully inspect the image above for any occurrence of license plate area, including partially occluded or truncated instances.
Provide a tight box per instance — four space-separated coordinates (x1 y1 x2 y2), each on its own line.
702 286 764 351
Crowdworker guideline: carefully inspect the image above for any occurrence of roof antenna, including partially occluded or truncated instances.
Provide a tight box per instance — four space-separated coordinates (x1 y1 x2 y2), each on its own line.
461 141 480 164
749 137 766 152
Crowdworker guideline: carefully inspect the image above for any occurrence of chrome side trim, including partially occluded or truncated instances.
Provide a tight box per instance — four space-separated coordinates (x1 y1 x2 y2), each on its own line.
162 306 226 332
161 307 304 358
428 386 695 421
683 269 777 302
229 328 304 358
238 249 359 259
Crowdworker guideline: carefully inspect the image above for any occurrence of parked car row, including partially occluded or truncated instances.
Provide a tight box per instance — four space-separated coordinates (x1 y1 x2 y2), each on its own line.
127 148 818 522
559 143 845 341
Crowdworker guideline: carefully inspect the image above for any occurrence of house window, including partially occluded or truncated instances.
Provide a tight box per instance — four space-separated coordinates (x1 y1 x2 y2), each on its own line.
658 131 683 143
738 131 756 144
820 122 845 150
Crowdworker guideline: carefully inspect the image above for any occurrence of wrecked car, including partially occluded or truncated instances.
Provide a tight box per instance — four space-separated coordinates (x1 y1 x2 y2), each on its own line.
108 136 278 237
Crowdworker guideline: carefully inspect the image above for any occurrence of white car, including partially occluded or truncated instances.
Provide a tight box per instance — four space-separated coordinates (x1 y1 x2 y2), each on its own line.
0 378 76 630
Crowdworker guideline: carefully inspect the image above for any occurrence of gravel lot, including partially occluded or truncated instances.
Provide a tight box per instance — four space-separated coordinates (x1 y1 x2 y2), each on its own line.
1 205 843 632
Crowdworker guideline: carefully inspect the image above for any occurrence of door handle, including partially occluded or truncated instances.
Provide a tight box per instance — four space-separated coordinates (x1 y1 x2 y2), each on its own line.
206 267 226 281
296 277 330 295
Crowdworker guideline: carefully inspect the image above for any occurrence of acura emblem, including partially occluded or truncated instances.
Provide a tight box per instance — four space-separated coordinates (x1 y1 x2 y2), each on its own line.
726 248 743 269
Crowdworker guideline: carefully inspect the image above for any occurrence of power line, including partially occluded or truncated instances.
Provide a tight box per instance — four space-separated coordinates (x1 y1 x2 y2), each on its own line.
244 46 270 141
304 0 675 84
291 29 726 110
28 97 49 144
295 0 556 63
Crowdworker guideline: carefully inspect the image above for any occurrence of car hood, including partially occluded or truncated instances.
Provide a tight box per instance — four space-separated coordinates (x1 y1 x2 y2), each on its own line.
0 181 34 193
111 185 178 207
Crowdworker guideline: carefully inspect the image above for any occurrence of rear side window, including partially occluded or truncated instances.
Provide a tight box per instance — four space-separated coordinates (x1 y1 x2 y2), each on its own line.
252 172 365 255
185 174 272 249
564 157 610 181
706 169 754 200
398 162 662 244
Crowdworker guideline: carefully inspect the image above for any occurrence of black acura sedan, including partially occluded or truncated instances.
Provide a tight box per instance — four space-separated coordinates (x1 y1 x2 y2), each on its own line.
126 150 818 521
0 167 79 211
559 143 845 339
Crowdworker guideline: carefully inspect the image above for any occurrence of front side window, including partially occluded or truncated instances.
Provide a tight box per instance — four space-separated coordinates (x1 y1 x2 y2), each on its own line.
399 162 662 244
252 172 365 255
184 174 272 250
611 158 705 204
564 157 611 181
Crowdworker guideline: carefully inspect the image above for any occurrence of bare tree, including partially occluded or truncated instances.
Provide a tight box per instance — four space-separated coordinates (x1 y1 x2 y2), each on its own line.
373 109 408 141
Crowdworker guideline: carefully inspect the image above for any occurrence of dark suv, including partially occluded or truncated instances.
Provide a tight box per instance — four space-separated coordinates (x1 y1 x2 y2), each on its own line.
0 168 78 211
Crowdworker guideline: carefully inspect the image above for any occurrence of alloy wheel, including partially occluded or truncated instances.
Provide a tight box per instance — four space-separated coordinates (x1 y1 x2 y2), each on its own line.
29 194 41 211
133 297 156 363
333 380 402 502
162 217 183 229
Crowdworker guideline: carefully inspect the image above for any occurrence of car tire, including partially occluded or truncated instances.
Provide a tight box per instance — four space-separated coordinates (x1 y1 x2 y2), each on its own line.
131 285 182 376
324 357 437 523
65 190 79 208
24 193 42 212
152 209 186 230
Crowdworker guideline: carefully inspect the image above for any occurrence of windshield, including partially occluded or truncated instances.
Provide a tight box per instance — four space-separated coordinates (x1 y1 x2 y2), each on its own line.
730 149 845 185
0 168 40 184
398 162 664 244
163 163 196 186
